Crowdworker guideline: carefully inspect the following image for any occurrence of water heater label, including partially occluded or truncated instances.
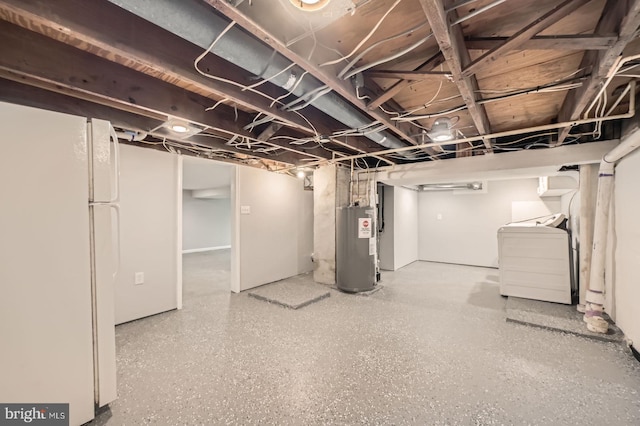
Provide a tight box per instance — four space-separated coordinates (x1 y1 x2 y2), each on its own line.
369 237 376 256
358 218 372 238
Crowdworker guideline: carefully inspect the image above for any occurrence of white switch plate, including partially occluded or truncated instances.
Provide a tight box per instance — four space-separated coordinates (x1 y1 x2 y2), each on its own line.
437 213 443 220
241 205 251 215
134 272 144 285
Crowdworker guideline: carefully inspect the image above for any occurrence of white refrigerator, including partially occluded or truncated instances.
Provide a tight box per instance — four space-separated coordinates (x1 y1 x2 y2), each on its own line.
0 102 118 425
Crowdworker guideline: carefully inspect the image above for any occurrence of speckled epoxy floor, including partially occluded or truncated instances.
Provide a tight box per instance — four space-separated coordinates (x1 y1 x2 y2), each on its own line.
91 251 640 425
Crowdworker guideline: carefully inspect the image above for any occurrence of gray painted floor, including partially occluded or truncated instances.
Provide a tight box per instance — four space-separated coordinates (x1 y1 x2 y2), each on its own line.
92 252 640 425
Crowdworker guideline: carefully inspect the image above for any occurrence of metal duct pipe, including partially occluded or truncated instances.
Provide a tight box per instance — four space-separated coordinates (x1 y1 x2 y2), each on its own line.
108 0 414 155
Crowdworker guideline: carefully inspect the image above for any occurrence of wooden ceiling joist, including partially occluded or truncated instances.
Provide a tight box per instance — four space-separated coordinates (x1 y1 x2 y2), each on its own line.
0 21 257 138
0 0 319 135
419 0 493 152
365 70 450 80
556 0 640 145
204 0 421 150
0 77 306 165
461 0 592 78
366 52 446 111
465 34 618 51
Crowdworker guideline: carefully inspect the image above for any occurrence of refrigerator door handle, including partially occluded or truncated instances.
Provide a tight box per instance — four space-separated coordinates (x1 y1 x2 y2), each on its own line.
109 126 121 204
110 203 121 279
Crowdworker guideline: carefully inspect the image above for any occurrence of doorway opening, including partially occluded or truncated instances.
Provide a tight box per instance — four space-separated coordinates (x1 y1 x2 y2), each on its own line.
180 157 235 306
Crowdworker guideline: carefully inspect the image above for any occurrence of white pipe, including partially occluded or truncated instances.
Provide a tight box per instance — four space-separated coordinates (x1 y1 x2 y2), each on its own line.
585 122 640 333
288 82 635 170
583 54 640 119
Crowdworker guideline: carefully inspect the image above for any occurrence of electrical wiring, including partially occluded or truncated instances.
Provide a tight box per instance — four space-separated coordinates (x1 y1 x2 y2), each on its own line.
342 34 433 80
242 62 296 92
270 70 310 107
205 97 229 112
320 0 403 68
355 86 370 100
194 20 322 140
393 76 589 122
286 87 333 112
337 22 429 78
280 84 330 110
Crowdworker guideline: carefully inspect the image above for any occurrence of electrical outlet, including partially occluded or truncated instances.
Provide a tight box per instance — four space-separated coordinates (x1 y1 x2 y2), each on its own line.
134 272 144 285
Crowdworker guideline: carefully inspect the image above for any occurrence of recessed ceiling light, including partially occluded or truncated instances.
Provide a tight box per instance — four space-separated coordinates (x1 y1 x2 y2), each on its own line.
171 124 189 133
289 0 331 11
159 119 204 139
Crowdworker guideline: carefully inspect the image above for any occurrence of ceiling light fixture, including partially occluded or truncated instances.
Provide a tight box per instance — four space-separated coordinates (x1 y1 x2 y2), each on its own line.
159 119 204 139
420 182 483 191
171 124 189 133
289 0 331 12
296 170 306 179
428 117 455 142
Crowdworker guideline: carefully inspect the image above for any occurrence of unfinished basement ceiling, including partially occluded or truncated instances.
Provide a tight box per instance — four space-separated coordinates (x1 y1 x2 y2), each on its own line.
0 0 639 171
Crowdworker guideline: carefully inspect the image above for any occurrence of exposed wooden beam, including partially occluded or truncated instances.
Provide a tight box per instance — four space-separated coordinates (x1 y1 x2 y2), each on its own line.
252 123 334 161
557 0 640 145
204 0 421 150
0 21 334 164
365 70 450 80
465 34 618 51
0 0 319 134
419 0 493 152
0 77 305 166
0 21 258 137
367 52 446 111
461 0 592 78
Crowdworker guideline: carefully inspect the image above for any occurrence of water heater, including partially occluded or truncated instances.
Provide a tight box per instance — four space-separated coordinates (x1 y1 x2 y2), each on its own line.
336 206 377 292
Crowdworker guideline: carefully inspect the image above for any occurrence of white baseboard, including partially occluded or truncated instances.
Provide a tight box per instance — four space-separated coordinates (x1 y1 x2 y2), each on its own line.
182 245 231 254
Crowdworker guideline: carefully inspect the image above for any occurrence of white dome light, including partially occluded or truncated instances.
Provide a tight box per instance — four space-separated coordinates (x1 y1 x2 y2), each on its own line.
428 118 455 142
289 0 331 11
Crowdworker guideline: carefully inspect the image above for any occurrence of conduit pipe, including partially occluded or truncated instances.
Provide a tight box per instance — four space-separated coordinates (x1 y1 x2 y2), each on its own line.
107 0 415 156
584 124 640 333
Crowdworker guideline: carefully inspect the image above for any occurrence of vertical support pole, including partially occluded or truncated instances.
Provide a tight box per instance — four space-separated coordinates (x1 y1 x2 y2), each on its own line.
578 164 598 311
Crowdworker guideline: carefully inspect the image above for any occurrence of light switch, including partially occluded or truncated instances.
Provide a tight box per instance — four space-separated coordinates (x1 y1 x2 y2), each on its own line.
437 213 443 220
241 205 251 215
134 272 144 285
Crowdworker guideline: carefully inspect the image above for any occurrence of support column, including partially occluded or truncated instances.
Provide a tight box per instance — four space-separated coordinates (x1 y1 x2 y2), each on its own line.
313 164 350 285
578 164 598 311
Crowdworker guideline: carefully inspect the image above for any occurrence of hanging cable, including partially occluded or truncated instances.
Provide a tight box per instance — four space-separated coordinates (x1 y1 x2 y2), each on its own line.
342 34 433 80
337 22 429 78
320 0 403 67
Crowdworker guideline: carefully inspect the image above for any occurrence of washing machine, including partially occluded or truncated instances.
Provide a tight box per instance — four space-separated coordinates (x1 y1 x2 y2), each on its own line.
497 213 573 304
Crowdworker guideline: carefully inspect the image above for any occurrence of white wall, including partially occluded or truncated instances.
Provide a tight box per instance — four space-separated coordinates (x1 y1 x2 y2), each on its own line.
612 148 640 346
233 167 313 292
379 185 395 271
418 178 561 268
116 144 179 324
182 191 230 251
380 186 418 271
394 186 419 269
